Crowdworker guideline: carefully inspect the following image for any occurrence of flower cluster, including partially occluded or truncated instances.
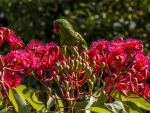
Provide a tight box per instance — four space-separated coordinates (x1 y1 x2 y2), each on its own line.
88 37 150 101
0 27 60 89
0 27 150 105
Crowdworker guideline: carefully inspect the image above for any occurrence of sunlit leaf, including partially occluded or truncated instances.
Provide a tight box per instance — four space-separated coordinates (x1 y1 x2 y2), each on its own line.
14 85 46 112
55 93 64 112
47 96 56 111
0 108 14 113
123 101 142 113
105 101 127 113
111 91 150 111
9 88 31 113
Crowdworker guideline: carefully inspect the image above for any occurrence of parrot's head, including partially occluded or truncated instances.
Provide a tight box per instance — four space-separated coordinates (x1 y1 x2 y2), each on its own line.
54 19 72 31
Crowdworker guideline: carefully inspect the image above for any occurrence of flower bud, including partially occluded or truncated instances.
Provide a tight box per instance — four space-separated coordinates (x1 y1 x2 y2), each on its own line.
81 63 86 70
85 67 92 77
78 56 82 62
70 60 74 68
54 75 60 83
91 61 96 68
62 61 67 69
81 52 87 60
71 46 78 53
87 79 94 93
100 61 105 69
63 80 69 90
60 46 67 56
74 51 79 59
74 59 79 68
91 74 96 83
86 54 89 60
65 55 70 62
64 65 70 75
78 62 83 70
54 63 59 73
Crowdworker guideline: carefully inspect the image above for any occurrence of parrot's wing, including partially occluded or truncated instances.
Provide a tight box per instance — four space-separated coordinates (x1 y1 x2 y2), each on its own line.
74 32 88 51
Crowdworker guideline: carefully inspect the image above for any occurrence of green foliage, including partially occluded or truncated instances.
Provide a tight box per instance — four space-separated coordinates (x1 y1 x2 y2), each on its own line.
105 101 127 113
55 94 64 112
111 90 150 111
9 88 31 113
14 85 46 112
47 96 56 111
74 87 109 113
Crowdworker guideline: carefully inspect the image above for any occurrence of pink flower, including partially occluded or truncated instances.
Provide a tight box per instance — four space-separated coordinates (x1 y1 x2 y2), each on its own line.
0 27 14 46
90 39 108 54
133 52 149 71
7 36 24 50
125 38 143 52
108 38 125 54
3 70 23 87
26 39 44 54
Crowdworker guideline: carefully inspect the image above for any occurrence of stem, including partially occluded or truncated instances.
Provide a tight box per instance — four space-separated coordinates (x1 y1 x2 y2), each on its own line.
0 81 17 112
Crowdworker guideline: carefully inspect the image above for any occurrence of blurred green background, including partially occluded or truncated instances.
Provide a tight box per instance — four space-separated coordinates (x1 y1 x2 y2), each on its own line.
1 0 150 54
0 0 150 112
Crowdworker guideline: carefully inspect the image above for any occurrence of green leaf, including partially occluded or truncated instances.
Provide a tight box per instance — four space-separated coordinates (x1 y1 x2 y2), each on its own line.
74 87 107 113
123 101 143 113
105 101 127 113
9 88 31 113
14 85 46 112
55 93 64 112
74 101 89 113
0 108 14 113
92 94 109 107
6 108 14 113
111 91 150 111
47 96 56 111
86 107 111 113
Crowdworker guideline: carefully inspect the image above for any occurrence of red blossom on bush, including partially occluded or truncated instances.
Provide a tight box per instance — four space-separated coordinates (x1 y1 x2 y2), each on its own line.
0 27 14 46
3 70 23 88
87 37 150 101
7 36 24 50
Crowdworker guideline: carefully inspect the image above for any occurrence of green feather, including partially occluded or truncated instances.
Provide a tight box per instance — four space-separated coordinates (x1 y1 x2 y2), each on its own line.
54 19 88 53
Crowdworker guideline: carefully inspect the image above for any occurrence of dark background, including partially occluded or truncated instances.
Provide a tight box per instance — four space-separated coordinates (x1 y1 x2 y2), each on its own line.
1 0 150 54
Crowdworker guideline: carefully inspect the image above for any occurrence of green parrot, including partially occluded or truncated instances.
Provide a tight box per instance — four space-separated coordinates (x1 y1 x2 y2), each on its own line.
54 19 88 53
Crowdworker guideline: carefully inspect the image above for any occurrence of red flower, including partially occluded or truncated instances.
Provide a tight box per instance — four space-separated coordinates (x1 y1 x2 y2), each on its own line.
0 27 14 46
133 52 149 71
7 36 24 50
108 38 125 54
3 70 23 87
26 39 44 54
90 39 108 54
125 38 143 52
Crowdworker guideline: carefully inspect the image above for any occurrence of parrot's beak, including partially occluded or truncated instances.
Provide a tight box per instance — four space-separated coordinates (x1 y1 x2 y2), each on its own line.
54 24 60 31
